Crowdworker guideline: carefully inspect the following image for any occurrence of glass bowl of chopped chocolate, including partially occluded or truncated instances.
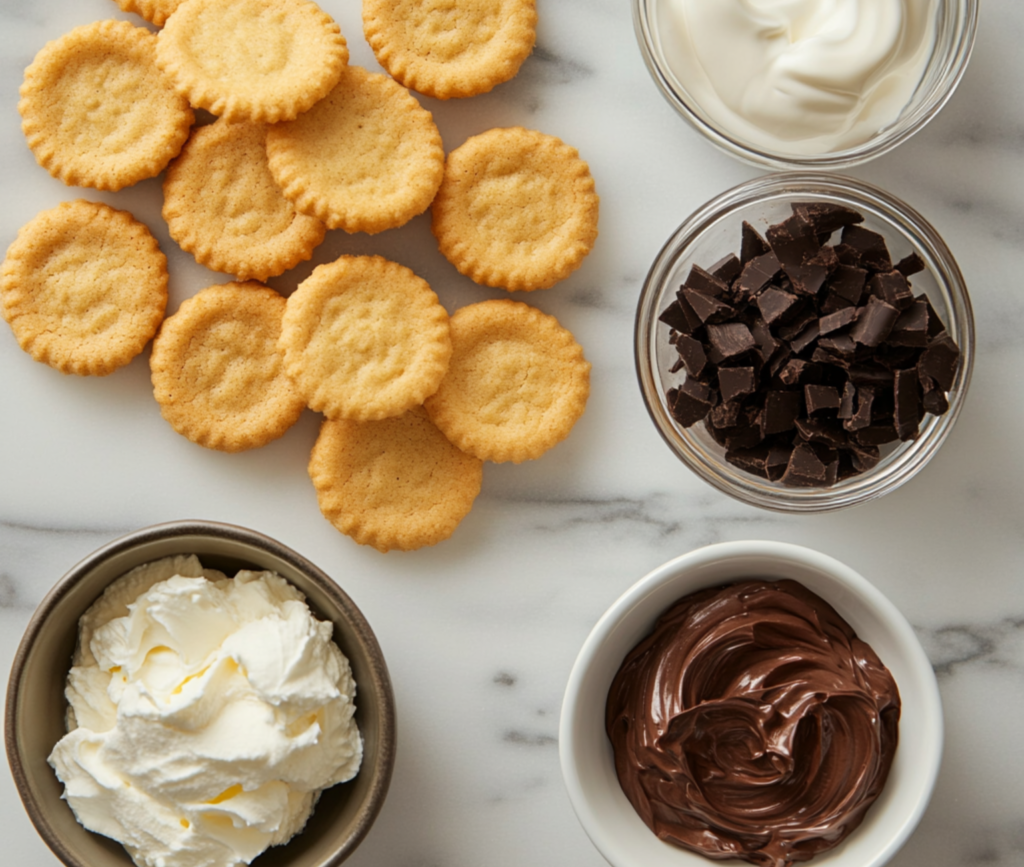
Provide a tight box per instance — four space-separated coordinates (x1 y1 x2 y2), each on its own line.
635 172 974 512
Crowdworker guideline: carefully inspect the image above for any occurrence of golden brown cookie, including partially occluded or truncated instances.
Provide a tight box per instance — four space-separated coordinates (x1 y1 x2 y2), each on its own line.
431 127 599 291
279 255 451 421
163 119 325 281
266 65 444 235
113 0 185 27
363 0 537 99
1 201 167 376
308 408 483 552
19 20 194 191
156 0 348 123
150 282 305 452
424 299 590 463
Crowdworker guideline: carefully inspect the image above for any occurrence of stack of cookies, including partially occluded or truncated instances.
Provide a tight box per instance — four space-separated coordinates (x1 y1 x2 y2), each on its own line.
0 0 599 553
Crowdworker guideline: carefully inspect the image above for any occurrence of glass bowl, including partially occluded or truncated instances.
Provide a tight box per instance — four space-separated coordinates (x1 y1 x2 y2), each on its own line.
632 0 978 169
635 172 974 512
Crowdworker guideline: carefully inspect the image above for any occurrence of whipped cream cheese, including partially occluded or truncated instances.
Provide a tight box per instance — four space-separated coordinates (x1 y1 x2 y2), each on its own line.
659 0 939 155
49 555 362 867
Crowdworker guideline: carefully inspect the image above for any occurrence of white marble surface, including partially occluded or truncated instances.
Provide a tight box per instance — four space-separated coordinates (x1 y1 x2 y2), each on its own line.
2 1 1023 866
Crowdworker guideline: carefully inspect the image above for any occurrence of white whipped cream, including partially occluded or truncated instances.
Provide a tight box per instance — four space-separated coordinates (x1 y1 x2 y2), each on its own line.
49 555 362 867
659 0 939 154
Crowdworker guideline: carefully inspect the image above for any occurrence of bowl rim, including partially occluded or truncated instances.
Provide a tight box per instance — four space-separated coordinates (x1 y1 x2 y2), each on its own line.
4 519 397 867
634 171 975 513
559 540 944 867
631 0 980 169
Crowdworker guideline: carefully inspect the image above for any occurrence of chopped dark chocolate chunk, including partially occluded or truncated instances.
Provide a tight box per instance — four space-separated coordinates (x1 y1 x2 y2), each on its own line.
676 334 708 379
741 221 771 263
709 400 743 429
841 224 893 272
895 251 925 277
788 320 820 355
719 366 756 403
756 287 799 325
767 214 819 268
868 270 913 310
819 306 858 335
762 390 802 435
683 264 730 297
850 296 900 347
888 301 930 347
658 202 960 488
785 262 829 296
826 264 868 305
682 287 734 324
804 384 840 414
894 368 923 441
792 201 865 235
710 253 743 284
838 381 856 419
781 442 838 487
735 251 782 298
918 332 960 391
668 378 716 428
707 322 757 359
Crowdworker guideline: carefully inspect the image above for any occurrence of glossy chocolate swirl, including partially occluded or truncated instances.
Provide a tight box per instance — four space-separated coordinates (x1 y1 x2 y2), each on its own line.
606 580 900 866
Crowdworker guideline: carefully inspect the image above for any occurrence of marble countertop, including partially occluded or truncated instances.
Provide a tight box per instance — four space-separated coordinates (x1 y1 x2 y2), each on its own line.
2 1 1023 866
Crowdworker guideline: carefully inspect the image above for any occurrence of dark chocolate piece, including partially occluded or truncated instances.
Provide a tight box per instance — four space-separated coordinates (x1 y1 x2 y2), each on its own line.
918 333 960 391
762 390 802 435
833 243 862 267
672 290 705 333
849 443 881 472
788 320 820 355
668 379 716 428
888 301 930 347
741 221 771 263
844 387 875 432
868 270 913 310
895 252 925 277
756 287 799 325
735 251 781 298
682 287 734 324
710 253 743 284
709 401 743 429
795 417 848 448
683 264 730 297
853 424 899 446
792 201 865 235
840 224 893 272
659 300 694 333
676 334 708 379
781 442 836 487
804 384 840 414
827 264 868 305
719 366 756 403
819 307 858 335
894 368 922 441
838 381 856 419
785 262 829 296
767 215 820 268
850 296 900 347
706 322 757 359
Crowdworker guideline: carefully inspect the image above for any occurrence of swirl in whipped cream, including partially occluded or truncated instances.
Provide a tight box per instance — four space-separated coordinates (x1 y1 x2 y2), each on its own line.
49 555 362 867
606 579 900 866
659 0 939 154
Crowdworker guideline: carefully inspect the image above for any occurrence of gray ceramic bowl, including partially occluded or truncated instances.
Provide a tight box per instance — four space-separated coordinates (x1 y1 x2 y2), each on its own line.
5 520 396 867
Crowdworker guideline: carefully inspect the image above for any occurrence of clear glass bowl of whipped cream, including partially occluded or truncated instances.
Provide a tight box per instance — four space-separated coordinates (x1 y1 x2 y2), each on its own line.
633 0 978 168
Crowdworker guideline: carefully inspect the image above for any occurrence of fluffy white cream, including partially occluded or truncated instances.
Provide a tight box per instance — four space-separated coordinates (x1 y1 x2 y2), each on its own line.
659 0 939 154
49 555 362 867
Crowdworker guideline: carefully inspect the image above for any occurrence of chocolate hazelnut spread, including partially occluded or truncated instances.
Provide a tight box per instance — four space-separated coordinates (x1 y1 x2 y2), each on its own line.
606 580 900 866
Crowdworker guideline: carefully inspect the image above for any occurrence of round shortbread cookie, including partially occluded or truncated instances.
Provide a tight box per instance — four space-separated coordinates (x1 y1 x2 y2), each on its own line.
1 200 167 376
156 0 348 123
432 127 599 291
280 255 452 421
266 65 444 235
150 282 305 452
308 408 483 553
113 0 185 27
19 20 194 191
163 120 326 281
424 299 590 463
363 0 537 100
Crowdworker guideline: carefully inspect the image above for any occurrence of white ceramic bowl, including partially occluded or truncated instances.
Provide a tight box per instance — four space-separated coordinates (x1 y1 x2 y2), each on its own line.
559 541 942 867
